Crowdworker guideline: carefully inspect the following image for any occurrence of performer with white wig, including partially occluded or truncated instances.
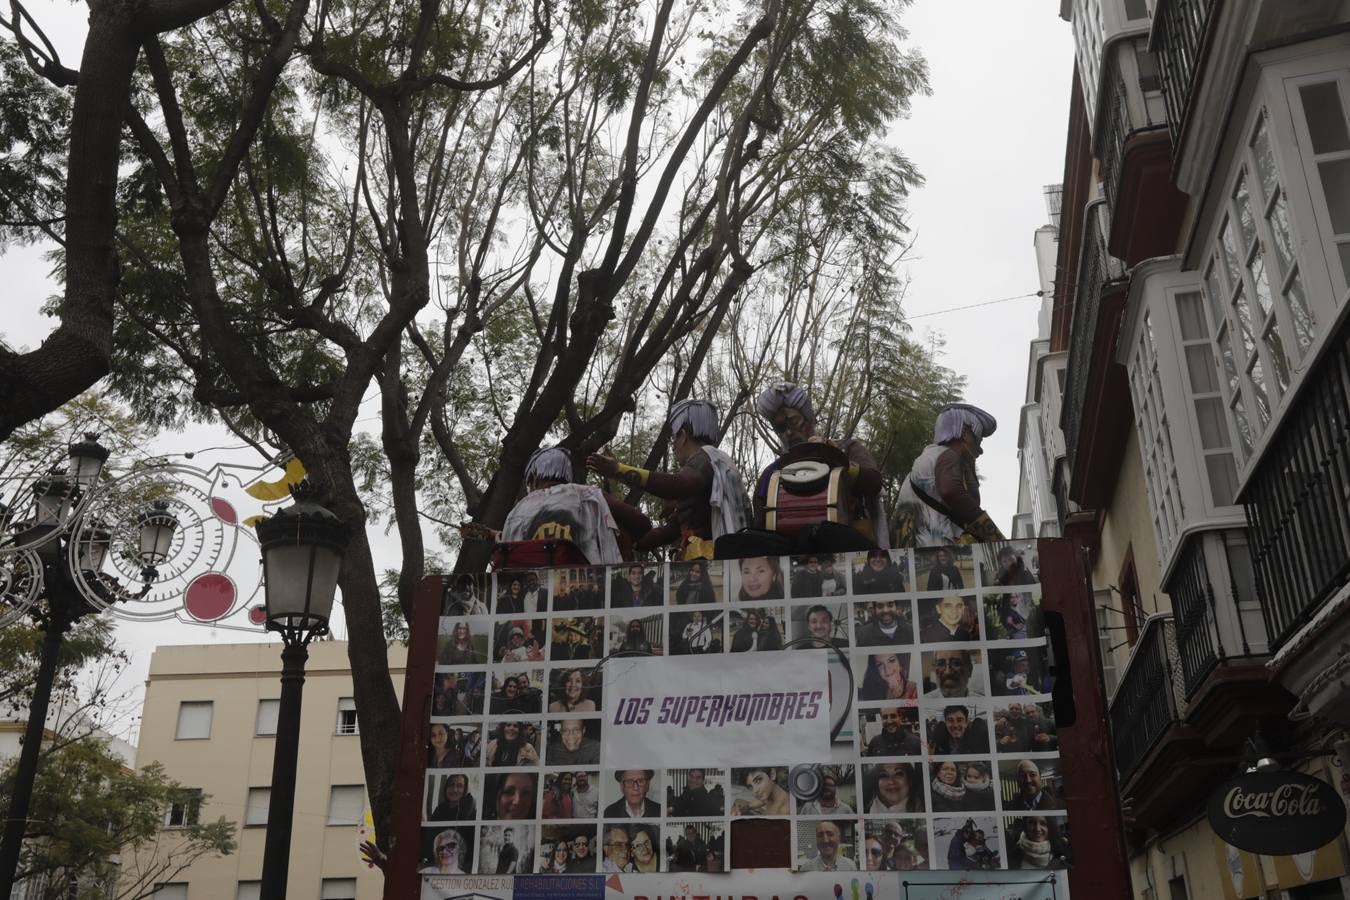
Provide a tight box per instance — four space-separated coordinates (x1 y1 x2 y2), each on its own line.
586 399 750 560
753 382 887 547
892 403 1005 547
499 447 650 565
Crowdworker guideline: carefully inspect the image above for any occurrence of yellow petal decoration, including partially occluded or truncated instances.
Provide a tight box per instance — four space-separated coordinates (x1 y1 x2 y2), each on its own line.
244 457 307 501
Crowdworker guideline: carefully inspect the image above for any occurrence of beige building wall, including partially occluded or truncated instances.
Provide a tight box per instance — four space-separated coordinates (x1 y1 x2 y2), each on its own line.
128 641 407 900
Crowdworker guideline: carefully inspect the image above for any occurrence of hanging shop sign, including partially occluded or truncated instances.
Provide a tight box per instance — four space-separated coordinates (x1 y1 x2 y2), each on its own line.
1207 770 1347 856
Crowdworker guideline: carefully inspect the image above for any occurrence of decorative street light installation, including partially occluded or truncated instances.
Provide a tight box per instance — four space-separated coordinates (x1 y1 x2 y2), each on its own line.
252 481 349 900
0 442 274 896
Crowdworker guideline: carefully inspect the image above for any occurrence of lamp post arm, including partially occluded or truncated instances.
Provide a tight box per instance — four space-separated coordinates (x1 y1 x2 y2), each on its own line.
260 640 310 900
0 619 70 896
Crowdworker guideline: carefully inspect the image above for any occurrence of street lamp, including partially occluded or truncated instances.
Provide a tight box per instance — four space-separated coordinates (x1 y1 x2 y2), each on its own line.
253 482 348 900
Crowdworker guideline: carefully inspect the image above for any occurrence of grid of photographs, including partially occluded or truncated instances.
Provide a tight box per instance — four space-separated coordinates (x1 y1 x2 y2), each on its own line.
418 541 1070 877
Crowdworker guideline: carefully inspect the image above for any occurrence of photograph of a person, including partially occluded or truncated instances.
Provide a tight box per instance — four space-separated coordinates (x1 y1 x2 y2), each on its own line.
999 758 1065 811
496 569 548 613
427 723 482 769
989 647 1052 696
627 822 661 873
795 819 857 871
483 771 537 820
550 615 604 661
864 819 928 871
442 573 490 616
1004 815 1070 869
432 671 485 717
791 603 849 648
994 701 1058 753
604 769 662 817
609 563 662 607
601 823 659 873
552 567 606 611
852 549 908 595
490 669 543 714
916 546 975 592
666 768 725 817
735 555 785 601
857 651 917 701
794 764 856 815
607 611 663 655
601 823 636 873
424 772 480 822
665 821 725 873
419 826 474 875
983 589 1044 640
548 666 600 712
436 619 488 666
859 707 921 757
542 770 600 819
729 606 785 652
979 541 1040 587
853 598 914 647
729 767 791 816
929 759 995 812
918 594 980 643
862 762 925 814
670 608 723 654
789 553 847 598
933 817 1001 870
478 824 534 875
484 719 541 767
493 618 547 663
922 648 987 697
546 718 601 766
926 703 991 755
669 559 722 604
539 824 598 873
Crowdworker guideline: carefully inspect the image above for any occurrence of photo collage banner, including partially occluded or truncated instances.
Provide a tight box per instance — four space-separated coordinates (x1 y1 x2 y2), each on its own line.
418 540 1070 886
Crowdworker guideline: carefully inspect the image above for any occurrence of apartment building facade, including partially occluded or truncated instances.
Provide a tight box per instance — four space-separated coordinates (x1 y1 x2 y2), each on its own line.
1016 0 1350 897
129 641 405 900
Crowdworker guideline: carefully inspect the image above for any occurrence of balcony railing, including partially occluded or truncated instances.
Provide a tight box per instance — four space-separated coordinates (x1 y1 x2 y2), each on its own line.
1242 321 1350 650
1061 200 1127 476
1109 614 1186 782
1100 67 1168 218
1168 532 1267 697
1149 0 1218 146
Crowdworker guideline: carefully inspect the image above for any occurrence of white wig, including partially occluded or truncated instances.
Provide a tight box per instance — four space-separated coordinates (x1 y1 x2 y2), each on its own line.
668 399 722 445
755 382 814 422
524 446 573 484
933 403 998 444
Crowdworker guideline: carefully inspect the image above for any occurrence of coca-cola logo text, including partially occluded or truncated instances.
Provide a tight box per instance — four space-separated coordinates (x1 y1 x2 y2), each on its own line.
1222 782 1323 819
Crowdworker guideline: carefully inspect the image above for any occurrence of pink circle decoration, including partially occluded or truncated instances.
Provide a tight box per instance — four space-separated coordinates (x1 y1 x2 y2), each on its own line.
210 497 238 525
184 572 236 622
248 605 268 626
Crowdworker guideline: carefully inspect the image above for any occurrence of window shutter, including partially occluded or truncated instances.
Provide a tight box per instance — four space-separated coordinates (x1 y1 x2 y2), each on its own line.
327 785 365 825
255 699 280 736
175 701 213 740
320 878 357 900
245 788 271 826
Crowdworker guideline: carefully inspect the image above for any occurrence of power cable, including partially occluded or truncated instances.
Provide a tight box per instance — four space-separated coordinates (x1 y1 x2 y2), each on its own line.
906 291 1044 320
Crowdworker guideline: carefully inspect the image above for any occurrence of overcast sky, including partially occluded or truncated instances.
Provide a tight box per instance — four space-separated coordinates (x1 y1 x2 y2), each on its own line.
1 1 1074 739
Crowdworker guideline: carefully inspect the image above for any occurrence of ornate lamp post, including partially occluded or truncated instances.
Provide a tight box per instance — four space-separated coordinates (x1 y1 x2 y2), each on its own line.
253 483 348 900
0 436 180 895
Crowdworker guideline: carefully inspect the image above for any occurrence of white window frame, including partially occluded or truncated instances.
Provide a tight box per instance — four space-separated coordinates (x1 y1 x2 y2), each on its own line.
320 878 358 900
327 785 365 826
336 697 358 736
174 701 213 741
235 882 261 900
244 787 271 827
1285 68 1350 302
255 698 280 737
163 789 202 829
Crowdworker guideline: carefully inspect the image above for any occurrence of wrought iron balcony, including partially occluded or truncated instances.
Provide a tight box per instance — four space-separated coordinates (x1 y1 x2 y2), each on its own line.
1061 200 1127 478
1099 69 1168 221
1242 320 1350 651
1167 532 1268 698
1109 614 1186 782
1149 0 1218 147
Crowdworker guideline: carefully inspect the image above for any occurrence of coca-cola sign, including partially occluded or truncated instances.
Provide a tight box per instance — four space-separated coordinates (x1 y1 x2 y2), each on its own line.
1207 770 1346 855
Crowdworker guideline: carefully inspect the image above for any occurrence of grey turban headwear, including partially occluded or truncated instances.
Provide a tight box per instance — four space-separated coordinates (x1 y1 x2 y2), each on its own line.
668 399 722 446
755 382 814 423
524 446 572 484
933 403 998 444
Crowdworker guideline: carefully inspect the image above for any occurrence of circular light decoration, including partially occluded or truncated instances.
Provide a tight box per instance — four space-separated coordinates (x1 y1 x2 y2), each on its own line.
0 547 43 629
248 604 268 627
68 461 262 622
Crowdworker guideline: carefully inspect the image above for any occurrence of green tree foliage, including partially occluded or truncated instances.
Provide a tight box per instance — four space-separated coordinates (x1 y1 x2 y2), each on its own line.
1 741 235 900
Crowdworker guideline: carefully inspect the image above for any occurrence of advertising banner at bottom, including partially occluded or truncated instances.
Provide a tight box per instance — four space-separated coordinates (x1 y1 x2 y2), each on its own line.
421 871 1065 899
